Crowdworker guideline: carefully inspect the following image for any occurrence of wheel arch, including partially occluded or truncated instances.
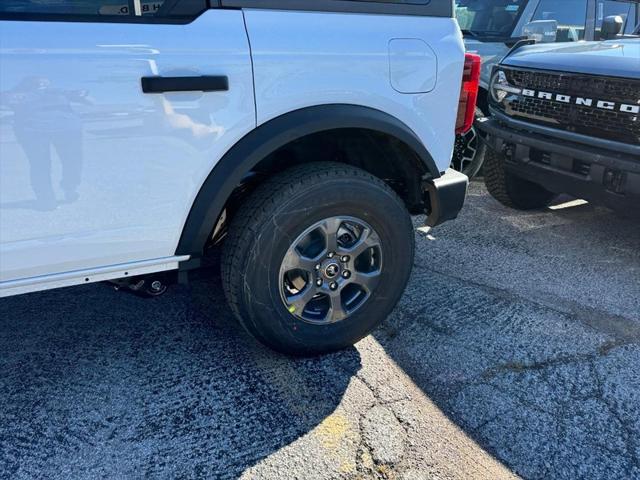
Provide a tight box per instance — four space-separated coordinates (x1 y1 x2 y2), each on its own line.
176 104 440 259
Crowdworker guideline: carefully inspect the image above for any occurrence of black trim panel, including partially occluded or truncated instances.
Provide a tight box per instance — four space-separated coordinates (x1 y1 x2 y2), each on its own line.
221 0 453 17
479 117 640 210
423 168 468 227
176 104 440 258
0 0 208 24
0 12 200 23
489 108 640 158
141 76 229 93
478 116 640 170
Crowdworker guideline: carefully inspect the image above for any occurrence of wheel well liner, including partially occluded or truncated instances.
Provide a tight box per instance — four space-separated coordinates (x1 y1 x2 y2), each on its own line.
176 104 439 258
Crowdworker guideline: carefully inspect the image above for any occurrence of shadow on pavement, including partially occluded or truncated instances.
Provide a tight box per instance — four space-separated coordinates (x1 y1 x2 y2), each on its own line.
0 267 360 479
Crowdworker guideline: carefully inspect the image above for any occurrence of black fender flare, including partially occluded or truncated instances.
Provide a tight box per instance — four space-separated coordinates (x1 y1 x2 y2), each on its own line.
176 104 440 259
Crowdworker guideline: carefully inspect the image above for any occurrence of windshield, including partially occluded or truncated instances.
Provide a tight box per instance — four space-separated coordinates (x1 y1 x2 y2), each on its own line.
456 0 528 37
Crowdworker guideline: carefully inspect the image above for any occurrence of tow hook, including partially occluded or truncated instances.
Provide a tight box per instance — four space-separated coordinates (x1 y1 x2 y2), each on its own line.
111 274 170 297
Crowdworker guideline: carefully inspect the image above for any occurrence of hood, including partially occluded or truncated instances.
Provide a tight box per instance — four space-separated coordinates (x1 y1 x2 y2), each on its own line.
501 39 640 80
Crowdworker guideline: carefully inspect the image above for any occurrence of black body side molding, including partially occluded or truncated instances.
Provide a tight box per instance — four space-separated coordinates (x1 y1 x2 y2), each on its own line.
141 76 229 94
175 104 440 260
220 0 452 17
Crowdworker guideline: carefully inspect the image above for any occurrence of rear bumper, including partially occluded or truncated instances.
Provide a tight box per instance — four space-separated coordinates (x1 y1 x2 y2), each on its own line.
424 168 469 227
477 115 640 210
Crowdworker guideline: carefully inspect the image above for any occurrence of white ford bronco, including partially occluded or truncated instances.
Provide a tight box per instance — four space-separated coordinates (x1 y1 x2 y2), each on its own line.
0 0 477 354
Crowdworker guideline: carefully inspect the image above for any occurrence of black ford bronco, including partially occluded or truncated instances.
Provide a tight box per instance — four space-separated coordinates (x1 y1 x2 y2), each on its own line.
478 18 640 211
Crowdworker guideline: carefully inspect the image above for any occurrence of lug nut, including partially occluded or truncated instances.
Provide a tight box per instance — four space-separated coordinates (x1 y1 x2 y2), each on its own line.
316 279 323 287
327 252 335 258
341 255 350 263
315 264 321 270
330 282 338 291
342 270 351 279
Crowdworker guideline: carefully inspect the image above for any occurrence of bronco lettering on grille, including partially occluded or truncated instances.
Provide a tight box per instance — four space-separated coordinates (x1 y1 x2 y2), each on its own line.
521 89 639 115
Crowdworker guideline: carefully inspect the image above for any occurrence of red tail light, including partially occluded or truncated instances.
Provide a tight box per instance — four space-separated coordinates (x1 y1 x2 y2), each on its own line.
455 53 481 135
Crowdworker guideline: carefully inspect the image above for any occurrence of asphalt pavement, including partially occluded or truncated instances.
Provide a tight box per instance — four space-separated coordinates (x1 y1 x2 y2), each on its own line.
1 181 639 479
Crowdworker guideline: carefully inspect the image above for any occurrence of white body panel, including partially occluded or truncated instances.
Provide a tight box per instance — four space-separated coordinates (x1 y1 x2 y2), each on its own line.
0 7 464 296
0 10 255 282
244 10 464 173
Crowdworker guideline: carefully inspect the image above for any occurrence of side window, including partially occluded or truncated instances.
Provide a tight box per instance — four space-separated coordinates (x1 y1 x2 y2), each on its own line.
456 0 527 37
595 1 636 36
626 4 639 33
0 0 207 19
531 0 588 41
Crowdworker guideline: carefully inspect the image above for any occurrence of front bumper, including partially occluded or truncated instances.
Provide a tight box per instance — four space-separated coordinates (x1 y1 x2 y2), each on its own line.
424 168 469 227
477 114 640 210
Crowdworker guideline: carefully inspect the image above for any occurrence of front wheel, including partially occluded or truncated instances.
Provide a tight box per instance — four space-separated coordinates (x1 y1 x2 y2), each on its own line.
221 163 415 355
483 148 556 210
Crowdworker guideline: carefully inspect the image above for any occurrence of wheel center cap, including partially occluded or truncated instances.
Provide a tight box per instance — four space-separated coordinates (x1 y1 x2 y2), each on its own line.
323 262 340 279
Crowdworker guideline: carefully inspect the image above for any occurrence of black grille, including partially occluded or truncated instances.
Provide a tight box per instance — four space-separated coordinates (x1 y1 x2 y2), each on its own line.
498 68 640 145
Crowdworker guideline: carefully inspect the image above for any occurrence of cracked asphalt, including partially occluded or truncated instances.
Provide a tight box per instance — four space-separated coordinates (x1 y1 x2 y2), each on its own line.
1 181 639 479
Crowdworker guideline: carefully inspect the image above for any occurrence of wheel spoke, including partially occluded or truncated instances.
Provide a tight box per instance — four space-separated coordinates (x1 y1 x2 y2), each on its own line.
281 248 321 274
319 217 342 253
328 291 348 323
344 227 381 258
351 270 381 293
286 284 317 315
462 128 477 165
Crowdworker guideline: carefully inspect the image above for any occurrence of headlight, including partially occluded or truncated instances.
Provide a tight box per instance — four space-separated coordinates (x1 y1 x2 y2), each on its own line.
490 70 522 103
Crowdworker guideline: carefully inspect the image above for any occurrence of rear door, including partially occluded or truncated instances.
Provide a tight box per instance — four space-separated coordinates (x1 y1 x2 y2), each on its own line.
0 1 255 282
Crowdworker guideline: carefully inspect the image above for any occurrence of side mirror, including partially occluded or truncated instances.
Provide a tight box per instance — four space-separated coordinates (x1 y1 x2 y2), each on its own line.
601 15 623 39
522 20 558 43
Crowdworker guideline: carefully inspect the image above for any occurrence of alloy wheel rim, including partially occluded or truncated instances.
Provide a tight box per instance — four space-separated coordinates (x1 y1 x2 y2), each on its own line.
278 216 383 325
452 125 478 172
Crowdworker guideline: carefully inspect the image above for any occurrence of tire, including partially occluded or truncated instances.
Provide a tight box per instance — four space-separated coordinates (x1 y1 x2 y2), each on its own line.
483 147 555 210
221 162 414 355
451 107 486 179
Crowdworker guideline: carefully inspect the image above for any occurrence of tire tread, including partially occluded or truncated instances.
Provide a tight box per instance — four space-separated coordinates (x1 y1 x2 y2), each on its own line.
483 147 555 210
